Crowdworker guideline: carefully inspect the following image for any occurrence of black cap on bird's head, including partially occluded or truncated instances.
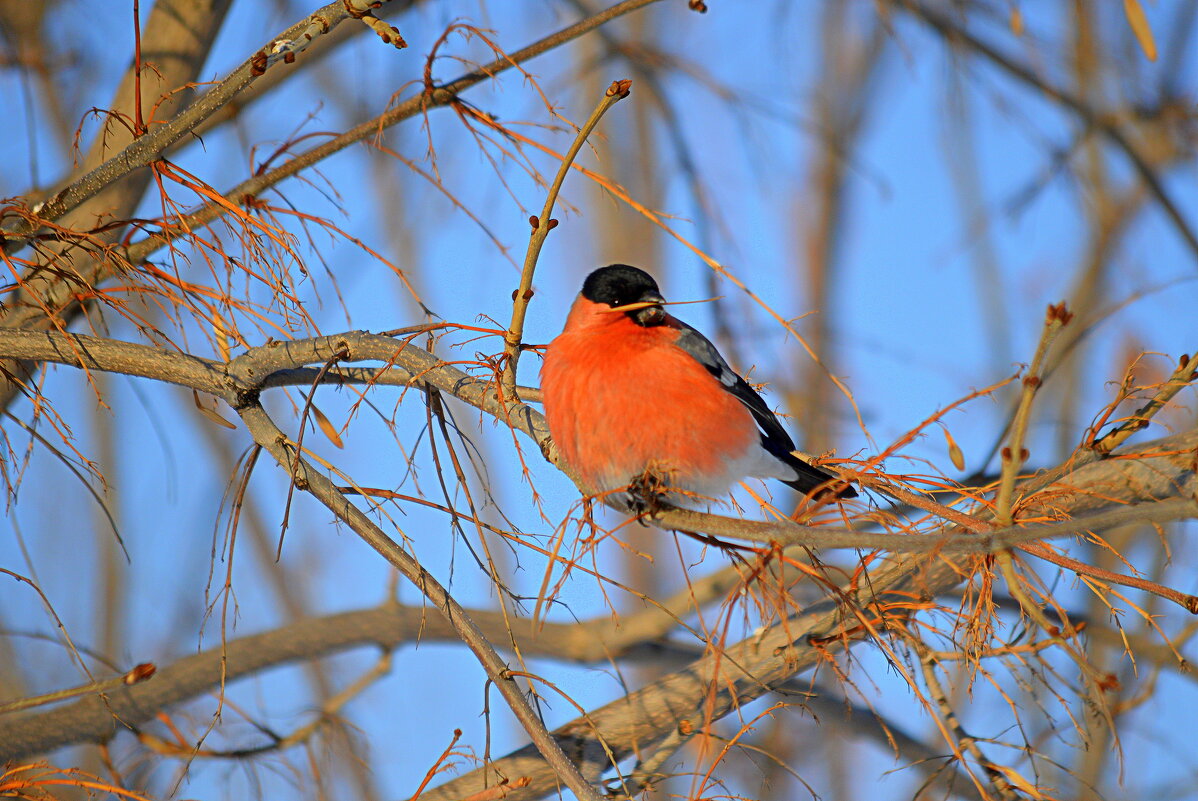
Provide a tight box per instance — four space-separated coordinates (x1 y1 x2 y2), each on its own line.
581 264 666 326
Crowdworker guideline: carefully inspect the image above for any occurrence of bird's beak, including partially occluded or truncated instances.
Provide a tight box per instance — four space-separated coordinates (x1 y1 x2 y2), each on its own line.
597 293 668 324
631 291 666 325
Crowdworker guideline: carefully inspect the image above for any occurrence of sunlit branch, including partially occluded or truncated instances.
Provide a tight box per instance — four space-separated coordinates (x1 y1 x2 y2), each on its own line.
235 402 606 801
1 327 1193 560
502 79 631 397
1 0 400 248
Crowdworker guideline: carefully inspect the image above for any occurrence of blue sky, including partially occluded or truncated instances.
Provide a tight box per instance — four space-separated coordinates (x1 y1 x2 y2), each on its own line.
2 1 1197 798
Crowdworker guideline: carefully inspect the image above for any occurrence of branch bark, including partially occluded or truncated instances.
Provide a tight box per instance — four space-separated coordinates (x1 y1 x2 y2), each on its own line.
0 0 663 413
1 327 1194 795
2 326 1193 559
0 323 1193 795
0 0 234 406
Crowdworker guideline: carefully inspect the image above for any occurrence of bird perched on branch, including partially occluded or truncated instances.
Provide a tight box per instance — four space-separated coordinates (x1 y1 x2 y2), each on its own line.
540 264 855 509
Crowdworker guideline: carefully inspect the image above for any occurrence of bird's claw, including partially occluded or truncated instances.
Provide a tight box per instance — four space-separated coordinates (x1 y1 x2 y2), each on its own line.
626 470 670 524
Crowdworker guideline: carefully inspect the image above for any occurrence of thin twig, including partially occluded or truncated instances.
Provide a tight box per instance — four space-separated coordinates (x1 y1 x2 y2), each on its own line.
501 79 631 397
1018 541 1198 613
1090 351 1198 454
235 403 606 801
120 0 663 274
908 635 1022 801
994 303 1072 527
0 663 154 716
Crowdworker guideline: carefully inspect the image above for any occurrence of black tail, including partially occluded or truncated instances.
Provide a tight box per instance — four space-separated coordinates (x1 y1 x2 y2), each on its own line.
780 452 857 499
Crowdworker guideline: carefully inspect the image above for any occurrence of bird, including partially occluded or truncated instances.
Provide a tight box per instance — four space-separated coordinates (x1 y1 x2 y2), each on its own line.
539 264 855 510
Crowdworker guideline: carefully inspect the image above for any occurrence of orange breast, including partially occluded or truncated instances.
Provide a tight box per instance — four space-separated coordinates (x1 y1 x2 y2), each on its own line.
540 316 758 497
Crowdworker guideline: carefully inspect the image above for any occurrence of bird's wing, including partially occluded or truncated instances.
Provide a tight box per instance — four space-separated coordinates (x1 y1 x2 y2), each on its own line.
669 319 798 458
670 318 856 498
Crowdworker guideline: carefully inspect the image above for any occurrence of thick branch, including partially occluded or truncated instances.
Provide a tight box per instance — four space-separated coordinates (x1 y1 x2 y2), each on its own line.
416 434 1198 800
0 0 664 414
1 0 372 245
0 602 663 762
3 326 1195 797
3 327 1193 557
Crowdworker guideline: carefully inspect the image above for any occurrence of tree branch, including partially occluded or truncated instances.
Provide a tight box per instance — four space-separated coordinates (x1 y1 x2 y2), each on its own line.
3 326 1193 559
234 401 606 801
1 0 380 246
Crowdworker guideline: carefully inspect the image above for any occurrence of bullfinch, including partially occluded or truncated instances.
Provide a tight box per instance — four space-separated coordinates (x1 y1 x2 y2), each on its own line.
540 264 855 509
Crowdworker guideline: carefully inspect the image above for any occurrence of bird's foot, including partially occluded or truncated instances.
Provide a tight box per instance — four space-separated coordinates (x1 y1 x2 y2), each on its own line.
626 469 671 524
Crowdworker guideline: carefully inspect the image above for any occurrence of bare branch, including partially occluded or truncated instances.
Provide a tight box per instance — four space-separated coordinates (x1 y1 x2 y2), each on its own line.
2 327 1193 560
